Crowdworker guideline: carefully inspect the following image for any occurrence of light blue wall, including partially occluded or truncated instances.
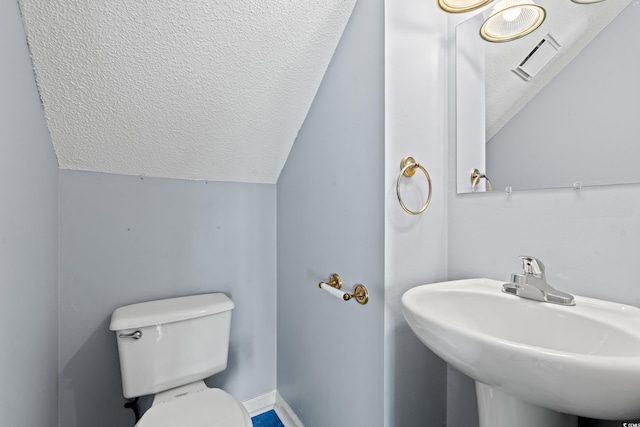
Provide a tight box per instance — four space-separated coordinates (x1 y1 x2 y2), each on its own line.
384 0 450 425
0 1 59 425
276 0 385 425
58 171 277 427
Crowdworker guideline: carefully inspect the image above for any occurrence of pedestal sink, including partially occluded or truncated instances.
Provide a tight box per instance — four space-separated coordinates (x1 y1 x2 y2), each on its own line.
401 278 640 427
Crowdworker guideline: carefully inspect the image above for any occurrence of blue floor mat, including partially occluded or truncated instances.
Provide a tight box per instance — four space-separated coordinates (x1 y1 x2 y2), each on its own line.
251 409 284 427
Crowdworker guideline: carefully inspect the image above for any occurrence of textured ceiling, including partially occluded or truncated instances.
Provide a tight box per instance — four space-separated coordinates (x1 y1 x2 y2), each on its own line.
19 0 356 183
484 0 633 139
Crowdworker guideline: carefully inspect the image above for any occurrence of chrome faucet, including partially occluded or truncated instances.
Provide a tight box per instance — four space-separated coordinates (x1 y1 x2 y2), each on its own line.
502 256 575 306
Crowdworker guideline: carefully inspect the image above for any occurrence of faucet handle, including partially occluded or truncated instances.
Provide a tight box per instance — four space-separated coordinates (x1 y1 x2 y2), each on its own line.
519 256 545 278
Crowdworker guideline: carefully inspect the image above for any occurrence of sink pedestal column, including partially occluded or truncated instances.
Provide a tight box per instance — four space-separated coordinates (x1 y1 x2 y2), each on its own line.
476 382 578 427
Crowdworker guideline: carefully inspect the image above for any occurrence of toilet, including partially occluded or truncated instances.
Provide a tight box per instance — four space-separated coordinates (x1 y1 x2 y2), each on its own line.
109 293 252 427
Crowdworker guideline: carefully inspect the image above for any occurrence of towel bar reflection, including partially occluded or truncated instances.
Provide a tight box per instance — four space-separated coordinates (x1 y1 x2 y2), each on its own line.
396 157 432 215
471 168 492 192
318 274 369 305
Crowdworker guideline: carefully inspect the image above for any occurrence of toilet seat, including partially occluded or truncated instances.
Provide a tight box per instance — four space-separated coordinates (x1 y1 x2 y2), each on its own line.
136 388 252 427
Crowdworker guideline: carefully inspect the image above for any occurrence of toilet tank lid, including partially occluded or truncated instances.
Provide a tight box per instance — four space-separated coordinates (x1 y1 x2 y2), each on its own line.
109 293 234 331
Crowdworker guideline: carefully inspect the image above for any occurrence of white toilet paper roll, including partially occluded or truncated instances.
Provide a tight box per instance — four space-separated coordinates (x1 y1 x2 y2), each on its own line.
320 283 348 301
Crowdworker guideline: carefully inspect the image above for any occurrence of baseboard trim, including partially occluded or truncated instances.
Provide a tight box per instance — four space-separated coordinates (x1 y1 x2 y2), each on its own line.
242 390 277 417
274 391 305 427
242 390 304 427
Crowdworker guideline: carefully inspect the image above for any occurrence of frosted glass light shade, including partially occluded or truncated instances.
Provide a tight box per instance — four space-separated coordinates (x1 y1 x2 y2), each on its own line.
480 0 546 42
438 0 495 13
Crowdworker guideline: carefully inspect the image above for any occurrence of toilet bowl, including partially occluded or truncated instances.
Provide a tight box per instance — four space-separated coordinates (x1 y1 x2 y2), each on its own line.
110 293 251 427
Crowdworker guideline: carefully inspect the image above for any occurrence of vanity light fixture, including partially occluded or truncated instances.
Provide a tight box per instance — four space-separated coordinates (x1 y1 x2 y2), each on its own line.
480 0 546 42
438 0 495 13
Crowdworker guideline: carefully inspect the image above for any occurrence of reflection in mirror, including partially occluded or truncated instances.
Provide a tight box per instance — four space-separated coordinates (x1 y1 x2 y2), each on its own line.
455 0 638 193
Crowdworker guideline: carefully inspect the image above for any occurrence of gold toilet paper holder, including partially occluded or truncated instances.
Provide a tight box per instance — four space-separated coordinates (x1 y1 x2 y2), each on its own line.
318 273 369 305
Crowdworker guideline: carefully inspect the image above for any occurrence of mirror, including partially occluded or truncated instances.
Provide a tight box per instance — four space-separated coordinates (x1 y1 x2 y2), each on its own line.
455 0 638 193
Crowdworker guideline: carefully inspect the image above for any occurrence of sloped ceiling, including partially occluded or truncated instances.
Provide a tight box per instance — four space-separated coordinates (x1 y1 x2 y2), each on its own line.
19 0 357 183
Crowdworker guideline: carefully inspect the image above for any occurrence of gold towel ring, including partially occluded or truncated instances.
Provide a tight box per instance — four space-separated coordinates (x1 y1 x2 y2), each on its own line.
471 168 492 192
396 157 432 215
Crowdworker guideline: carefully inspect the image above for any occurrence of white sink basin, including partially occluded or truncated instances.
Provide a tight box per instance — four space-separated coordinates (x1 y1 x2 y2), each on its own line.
401 278 640 424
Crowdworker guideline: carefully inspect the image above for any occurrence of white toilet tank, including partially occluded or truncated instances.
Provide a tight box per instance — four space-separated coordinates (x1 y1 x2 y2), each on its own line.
109 293 235 399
